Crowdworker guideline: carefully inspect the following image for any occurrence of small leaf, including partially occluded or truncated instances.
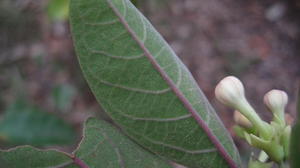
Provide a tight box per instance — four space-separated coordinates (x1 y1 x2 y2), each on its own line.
0 99 75 146
70 0 241 167
0 117 171 167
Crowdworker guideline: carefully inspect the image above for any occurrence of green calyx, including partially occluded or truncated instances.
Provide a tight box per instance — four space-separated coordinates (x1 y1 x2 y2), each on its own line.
234 97 290 164
248 157 273 168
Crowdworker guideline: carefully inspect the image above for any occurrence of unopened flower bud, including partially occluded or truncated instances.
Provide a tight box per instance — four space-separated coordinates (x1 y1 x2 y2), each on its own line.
215 76 246 108
264 90 288 124
215 76 272 139
234 110 252 128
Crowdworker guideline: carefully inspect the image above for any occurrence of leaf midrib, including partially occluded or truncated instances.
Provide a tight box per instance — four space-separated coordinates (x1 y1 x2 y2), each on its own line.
105 0 238 167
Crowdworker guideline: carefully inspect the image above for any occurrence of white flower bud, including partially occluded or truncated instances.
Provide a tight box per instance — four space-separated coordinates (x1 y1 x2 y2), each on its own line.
234 110 252 128
215 76 272 139
264 90 288 125
264 89 288 113
215 76 246 108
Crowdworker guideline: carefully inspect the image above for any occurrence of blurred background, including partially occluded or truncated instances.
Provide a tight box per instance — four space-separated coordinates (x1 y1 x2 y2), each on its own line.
0 0 299 165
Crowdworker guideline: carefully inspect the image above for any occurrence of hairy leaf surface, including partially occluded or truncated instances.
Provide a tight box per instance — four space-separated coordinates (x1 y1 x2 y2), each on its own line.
0 118 171 168
73 118 171 168
70 0 241 167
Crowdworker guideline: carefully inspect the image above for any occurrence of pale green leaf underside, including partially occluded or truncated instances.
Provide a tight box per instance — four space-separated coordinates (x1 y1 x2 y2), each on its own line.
74 118 172 168
70 0 241 167
0 118 171 168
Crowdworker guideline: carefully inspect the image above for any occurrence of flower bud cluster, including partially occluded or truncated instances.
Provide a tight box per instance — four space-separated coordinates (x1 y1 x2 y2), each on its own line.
215 76 290 164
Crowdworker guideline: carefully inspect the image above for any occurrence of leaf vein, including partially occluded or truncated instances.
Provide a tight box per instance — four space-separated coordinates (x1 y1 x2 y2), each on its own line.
84 19 118 26
86 66 171 94
139 13 147 43
119 112 192 122
48 161 73 168
143 135 217 154
83 39 145 60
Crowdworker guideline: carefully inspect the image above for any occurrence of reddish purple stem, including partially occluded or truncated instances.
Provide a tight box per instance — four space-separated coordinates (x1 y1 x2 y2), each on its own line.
73 156 89 168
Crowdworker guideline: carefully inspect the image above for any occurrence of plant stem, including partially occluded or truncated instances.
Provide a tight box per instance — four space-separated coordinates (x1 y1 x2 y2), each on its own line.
236 100 272 139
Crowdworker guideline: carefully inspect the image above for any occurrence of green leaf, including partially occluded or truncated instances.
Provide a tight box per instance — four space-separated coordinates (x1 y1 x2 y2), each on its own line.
290 83 300 168
74 118 172 167
0 117 171 168
0 146 76 168
70 0 241 167
0 99 75 146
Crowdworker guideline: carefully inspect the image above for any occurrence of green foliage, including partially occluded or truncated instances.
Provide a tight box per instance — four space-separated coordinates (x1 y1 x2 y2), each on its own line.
70 0 240 167
0 146 74 168
290 117 298 167
0 118 172 168
0 99 75 146
47 0 69 21
290 84 300 168
74 118 171 168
